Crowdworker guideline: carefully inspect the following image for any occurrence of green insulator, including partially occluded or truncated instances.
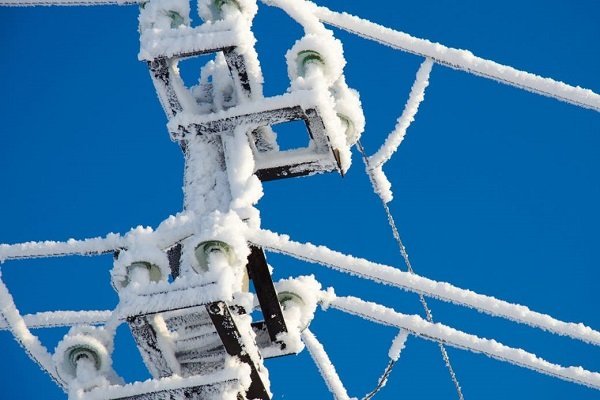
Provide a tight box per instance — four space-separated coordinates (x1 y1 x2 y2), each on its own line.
296 50 325 77
67 345 101 373
194 240 236 272
215 0 241 13
337 113 353 134
277 291 305 310
166 10 185 28
120 261 163 288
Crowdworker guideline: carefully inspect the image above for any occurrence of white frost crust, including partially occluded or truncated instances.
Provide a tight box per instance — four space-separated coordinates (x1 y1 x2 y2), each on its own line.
183 135 231 216
329 76 365 146
388 330 409 361
139 0 191 31
116 276 230 318
222 125 264 227
111 240 170 290
275 275 321 332
366 58 433 203
169 87 351 171
0 0 140 5
74 362 251 400
139 20 244 61
0 310 112 330
310 2 600 112
53 326 112 386
250 228 600 346
301 329 353 400
0 272 63 388
286 33 345 86
332 295 600 390
197 0 258 23
0 213 194 262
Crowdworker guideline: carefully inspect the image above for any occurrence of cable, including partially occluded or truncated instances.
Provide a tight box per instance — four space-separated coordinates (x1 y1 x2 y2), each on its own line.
357 140 465 400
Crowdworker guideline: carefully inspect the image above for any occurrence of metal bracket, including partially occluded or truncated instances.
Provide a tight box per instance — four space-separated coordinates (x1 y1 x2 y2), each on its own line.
206 301 271 400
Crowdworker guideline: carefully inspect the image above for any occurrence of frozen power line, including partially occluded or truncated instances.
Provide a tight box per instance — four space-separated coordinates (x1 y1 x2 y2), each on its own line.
330 295 600 390
250 228 600 346
309 2 600 112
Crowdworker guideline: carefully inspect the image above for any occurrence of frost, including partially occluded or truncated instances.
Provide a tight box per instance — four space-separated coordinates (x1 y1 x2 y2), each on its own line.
251 228 600 346
332 295 600 390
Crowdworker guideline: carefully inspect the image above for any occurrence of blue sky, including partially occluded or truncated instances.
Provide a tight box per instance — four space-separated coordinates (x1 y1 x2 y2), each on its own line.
1 1 599 399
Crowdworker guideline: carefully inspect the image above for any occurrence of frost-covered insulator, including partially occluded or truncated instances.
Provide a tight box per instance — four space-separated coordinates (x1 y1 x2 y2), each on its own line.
139 0 191 31
193 240 236 273
111 247 170 291
53 326 111 387
286 34 345 86
275 276 322 334
197 0 258 22
330 79 365 146
278 291 305 309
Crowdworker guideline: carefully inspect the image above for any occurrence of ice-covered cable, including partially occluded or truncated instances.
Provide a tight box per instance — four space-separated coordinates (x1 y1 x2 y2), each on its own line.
250 228 600 346
0 234 126 262
0 310 112 330
0 215 194 262
0 272 65 389
309 3 600 112
361 330 409 400
369 58 433 169
0 0 139 5
331 295 600 390
359 140 465 398
302 329 352 400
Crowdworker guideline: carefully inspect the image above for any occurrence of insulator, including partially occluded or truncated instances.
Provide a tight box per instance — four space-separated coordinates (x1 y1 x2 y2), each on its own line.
198 0 257 22
113 261 164 290
193 240 236 273
54 328 110 385
286 34 345 86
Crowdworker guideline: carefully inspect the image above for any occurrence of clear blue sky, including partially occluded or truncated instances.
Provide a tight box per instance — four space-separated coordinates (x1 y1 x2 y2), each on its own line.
1 1 599 399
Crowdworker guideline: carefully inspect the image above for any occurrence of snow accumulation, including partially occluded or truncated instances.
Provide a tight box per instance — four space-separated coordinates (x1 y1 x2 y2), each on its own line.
302 329 354 400
0 0 140 5
2 0 598 397
309 2 600 112
0 272 64 389
366 58 433 203
0 310 111 330
75 360 250 400
250 228 600 346
330 295 600 390
388 330 409 362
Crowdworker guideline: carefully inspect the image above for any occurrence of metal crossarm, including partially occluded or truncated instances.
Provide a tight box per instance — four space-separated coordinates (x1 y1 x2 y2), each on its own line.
206 301 270 400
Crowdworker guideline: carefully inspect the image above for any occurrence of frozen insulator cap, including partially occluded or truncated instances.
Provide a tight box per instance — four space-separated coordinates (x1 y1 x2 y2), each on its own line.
330 78 365 146
53 326 111 386
193 240 236 273
139 0 190 31
111 247 169 291
275 276 322 333
197 0 258 22
286 34 346 87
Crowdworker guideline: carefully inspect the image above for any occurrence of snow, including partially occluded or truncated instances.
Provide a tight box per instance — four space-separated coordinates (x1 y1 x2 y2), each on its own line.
53 325 113 385
309 2 600 112
331 295 600 390
250 228 600 346
0 0 140 5
0 310 112 330
388 330 409 361
0 272 65 389
302 329 353 400
139 22 246 61
367 58 434 203
0 212 195 262
74 360 250 400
